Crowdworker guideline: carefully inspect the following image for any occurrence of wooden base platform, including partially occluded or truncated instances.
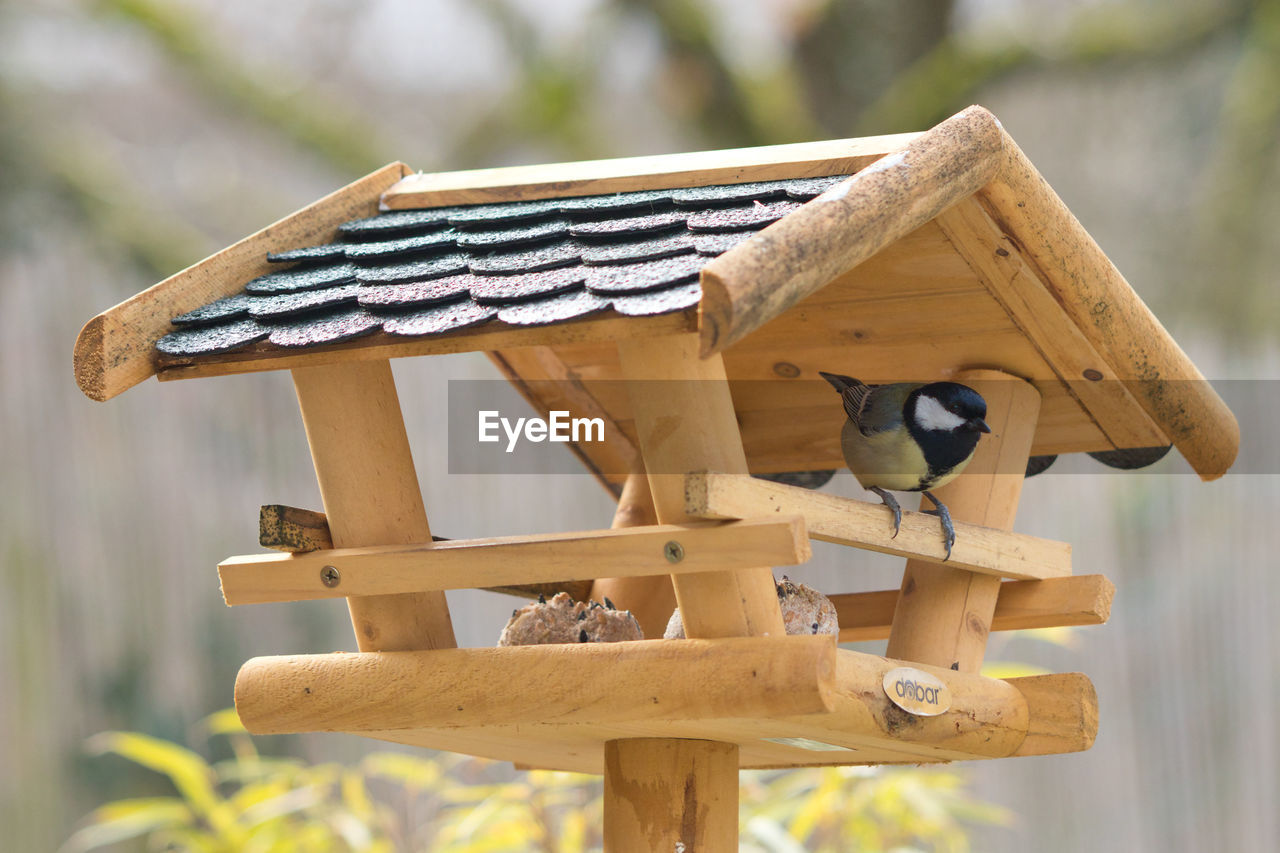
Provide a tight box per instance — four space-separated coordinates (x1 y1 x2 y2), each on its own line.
234 636 1096 774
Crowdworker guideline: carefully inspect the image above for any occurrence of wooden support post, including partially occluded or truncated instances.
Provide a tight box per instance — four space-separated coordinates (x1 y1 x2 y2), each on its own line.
591 461 679 640
608 333 780 852
616 333 786 639
292 360 456 651
885 369 1040 672
604 739 739 853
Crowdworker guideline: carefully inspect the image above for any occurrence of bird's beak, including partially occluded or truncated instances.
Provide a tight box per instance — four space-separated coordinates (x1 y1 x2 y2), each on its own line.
970 418 992 434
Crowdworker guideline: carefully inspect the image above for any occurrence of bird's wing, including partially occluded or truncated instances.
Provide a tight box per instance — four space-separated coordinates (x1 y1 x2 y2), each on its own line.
838 380 872 425
852 384 907 437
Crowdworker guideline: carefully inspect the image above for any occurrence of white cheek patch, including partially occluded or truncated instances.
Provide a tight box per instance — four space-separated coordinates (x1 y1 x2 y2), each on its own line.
914 395 967 432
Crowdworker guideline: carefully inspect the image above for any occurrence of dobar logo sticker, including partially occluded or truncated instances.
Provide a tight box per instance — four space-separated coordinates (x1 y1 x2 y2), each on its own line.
882 667 951 716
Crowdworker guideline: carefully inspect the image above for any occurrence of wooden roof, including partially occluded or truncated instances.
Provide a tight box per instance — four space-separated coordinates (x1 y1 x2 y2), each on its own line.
74 106 1237 484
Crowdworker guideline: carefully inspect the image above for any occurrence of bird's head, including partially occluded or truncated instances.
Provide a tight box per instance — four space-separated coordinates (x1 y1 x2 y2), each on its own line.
909 383 991 435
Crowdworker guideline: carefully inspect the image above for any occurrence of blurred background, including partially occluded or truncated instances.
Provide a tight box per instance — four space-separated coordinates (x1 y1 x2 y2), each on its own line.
2 0 1277 849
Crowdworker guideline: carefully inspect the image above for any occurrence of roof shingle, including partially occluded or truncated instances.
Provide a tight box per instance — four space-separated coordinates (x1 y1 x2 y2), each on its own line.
155 174 851 359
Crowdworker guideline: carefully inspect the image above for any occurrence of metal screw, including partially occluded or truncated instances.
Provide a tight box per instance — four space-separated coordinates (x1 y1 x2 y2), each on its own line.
663 541 685 564
320 565 341 588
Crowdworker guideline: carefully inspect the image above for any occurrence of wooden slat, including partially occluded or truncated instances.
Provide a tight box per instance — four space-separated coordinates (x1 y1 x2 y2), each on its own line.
982 130 1238 479
886 371 1041 672
935 198 1169 450
617 333 786 639
605 739 738 852
235 636 839 733
685 472 1071 579
381 133 920 208
154 309 695 384
831 575 1115 642
74 162 410 402
219 516 810 606
698 106 1005 355
292 360 456 651
256 504 595 601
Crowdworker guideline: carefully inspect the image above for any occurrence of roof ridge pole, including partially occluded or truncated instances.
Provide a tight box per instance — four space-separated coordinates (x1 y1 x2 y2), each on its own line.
291 359 456 651
885 369 1041 672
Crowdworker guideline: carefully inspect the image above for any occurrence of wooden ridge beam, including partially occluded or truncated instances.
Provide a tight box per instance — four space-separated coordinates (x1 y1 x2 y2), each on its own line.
219 516 810 606
831 575 1115 643
685 471 1070 580
381 133 919 208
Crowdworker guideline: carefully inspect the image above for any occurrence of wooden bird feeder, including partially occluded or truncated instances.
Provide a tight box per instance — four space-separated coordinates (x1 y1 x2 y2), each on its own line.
75 106 1238 850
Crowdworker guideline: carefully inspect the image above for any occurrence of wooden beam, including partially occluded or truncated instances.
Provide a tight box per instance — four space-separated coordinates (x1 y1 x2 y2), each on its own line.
982 128 1238 479
231 642 1082 765
154 310 695 384
234 636 839 734
259 504 333 553
604 739 738 853
934 198 1168 451
219 516 810 606
617 333 787 639
590 463 679 640
698 106 1005 356
381 133 919 208
685 471 1071 580
292 360 456 651
1006 672 1098 757
886 370 1041 672
831 575 1115 643
74 162 410 402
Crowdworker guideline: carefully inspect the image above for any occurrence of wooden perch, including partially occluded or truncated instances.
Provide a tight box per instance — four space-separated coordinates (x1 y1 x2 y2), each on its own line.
685 471 1070 580
219 515 810 606
831 575 1115 642
257 503 593 601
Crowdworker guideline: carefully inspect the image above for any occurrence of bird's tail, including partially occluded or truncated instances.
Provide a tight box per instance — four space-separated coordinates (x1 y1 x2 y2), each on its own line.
819 371 863 392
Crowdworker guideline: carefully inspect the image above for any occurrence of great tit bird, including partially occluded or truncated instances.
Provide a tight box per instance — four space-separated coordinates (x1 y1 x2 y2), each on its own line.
819 372 991 560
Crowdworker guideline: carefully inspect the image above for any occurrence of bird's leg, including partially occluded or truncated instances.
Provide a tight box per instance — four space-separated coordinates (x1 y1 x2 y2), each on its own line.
868 486 902 538
920 490 955 561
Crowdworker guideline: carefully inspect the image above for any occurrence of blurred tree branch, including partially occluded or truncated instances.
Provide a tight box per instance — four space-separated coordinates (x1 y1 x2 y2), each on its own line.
1195 0 1280 334
93 0 391 177
856 0 1248 134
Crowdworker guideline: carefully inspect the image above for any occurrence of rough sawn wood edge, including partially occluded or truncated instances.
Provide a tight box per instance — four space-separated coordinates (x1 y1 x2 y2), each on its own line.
73 162 412 402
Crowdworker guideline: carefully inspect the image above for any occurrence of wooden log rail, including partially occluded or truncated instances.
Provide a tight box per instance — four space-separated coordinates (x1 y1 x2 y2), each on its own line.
232 637 1099 766
685 471 1071 580
219 516 809 606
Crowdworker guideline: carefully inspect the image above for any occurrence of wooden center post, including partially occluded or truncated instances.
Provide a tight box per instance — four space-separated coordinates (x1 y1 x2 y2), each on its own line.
600 333 786 851
292 359 456 651
885 369 1041 671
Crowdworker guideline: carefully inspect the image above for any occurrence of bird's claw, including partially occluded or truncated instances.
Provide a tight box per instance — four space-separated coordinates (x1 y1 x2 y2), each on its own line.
921 491 955 561
869 487 902 539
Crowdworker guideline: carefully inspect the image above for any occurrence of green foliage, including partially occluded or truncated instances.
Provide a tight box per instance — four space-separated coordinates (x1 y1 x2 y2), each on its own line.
66 710 1010 852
